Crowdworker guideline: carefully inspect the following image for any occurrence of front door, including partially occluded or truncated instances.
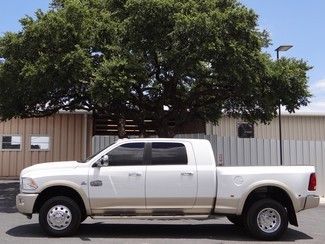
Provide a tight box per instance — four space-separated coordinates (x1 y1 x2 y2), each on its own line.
145 142 198 213
89 142 146 215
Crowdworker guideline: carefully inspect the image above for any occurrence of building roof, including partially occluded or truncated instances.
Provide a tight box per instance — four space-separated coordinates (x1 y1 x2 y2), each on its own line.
281 110 325 116
58 109 92 115
57 109 325 117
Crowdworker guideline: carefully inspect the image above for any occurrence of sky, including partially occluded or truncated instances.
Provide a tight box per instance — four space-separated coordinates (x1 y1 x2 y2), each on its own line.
0 0 324 113
241 0 325 113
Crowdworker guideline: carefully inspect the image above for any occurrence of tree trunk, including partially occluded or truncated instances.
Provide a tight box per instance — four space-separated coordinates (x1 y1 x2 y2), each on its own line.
138 121 146 138
136 115 147 138
156 119 175 138
117 117 127 138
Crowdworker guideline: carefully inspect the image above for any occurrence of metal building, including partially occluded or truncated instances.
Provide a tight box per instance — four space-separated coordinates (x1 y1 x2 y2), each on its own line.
1 110 325 178
0 111 92 178
206 112 325 141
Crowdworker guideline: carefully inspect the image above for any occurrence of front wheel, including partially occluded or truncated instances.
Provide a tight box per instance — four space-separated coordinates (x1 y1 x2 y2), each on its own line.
244 198 288 241
39 196 81 237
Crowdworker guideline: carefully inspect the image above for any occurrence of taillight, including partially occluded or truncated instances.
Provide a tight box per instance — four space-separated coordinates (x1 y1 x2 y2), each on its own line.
308 173 317 191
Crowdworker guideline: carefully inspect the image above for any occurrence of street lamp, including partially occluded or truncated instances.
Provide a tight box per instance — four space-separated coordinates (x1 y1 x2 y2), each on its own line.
275 45 293 166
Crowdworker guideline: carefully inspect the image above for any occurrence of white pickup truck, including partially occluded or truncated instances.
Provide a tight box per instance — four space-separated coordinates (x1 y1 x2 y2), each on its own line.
16 138 319 240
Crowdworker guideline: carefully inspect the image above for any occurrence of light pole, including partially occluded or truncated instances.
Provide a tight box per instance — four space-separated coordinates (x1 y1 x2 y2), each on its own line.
275 45 293 166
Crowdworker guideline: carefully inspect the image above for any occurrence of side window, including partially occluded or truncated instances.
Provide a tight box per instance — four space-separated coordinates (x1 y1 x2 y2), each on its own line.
107 143 145 166
151 142 188 165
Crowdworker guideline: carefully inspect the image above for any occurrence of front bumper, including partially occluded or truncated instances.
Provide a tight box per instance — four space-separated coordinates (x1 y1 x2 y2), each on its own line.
303 195 320 210
16 193 38 215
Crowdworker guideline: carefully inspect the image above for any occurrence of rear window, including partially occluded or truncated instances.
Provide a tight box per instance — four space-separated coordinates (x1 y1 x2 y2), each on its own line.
151 142 187 165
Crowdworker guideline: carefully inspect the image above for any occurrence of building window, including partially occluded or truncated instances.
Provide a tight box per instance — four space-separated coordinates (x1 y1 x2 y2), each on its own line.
0 135 22 150
151 142 188 165
237 122 254 138
30 136 50 150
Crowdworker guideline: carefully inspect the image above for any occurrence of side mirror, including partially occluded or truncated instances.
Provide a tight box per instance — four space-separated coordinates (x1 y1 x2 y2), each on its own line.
96 155 109 167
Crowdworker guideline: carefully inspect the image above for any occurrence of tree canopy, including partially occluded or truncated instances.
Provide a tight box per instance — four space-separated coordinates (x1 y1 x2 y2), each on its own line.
0 0 311 137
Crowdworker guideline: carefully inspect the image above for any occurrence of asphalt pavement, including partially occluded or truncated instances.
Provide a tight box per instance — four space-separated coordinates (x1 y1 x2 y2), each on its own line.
1 181 324 243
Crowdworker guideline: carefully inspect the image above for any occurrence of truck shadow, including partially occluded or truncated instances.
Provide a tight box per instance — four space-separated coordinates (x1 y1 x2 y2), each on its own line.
6 222 313 242
0 182 19 213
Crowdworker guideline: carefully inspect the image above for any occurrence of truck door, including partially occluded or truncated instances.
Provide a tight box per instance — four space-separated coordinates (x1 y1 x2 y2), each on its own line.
88 142 146 214
145 142 198 212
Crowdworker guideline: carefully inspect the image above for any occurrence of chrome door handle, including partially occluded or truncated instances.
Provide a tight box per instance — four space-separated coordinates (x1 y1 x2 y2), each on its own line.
90 180 103 187
129 172 142 177
181 172 194 176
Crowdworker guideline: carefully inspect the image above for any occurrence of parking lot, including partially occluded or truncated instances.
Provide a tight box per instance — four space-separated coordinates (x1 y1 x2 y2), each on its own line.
1 181 324 243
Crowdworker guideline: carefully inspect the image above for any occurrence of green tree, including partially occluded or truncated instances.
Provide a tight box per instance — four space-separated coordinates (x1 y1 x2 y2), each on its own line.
0 0 311 137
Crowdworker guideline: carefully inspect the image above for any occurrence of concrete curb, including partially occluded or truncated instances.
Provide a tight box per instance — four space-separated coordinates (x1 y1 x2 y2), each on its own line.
0 180 19 183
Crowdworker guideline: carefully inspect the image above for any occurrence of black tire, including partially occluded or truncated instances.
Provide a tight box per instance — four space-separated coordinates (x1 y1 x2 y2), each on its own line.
227 215 244 226
39 196 81 237
244 198 288 241
81 215 88 223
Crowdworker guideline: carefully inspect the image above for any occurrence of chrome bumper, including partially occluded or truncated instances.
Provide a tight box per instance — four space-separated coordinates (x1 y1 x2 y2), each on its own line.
16 193 38 215
303 195 320 210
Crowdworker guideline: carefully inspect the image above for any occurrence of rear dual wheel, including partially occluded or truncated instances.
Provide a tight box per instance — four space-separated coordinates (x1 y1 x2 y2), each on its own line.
244 198 288 241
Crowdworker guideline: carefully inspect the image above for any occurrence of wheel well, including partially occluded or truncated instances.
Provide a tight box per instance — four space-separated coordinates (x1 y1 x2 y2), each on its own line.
242 186 298 226
33 186 86 217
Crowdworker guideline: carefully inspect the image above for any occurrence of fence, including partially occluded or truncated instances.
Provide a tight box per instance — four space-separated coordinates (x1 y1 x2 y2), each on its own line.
92 134 325 197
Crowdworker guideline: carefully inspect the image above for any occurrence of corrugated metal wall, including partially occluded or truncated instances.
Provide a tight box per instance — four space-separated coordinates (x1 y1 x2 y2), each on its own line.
206 115 325 140
92 135 119 154
92 134 325 197
0 114 93 177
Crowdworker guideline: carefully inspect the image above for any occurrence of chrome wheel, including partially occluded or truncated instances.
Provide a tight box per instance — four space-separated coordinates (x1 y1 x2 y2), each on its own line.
47 205 72 230
257 207 281 233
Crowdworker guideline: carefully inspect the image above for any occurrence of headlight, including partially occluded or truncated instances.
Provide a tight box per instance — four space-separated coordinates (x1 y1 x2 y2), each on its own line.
21 177 38 191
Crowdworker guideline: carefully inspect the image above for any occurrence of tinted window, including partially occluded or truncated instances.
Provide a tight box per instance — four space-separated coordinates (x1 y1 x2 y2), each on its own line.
107 143 144 166
151 142 187 165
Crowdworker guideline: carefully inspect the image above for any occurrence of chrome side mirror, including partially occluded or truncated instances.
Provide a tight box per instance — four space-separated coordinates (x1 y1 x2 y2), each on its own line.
97 155 109 167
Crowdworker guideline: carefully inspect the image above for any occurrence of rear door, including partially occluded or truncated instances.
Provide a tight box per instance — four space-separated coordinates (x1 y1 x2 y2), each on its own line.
145 142 198 212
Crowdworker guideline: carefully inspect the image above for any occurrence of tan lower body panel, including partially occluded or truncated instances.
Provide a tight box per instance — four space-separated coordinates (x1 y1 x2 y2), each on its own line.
214 197 240 215
90 197 214 216
303 195 320 210
16 193 38 215
91 215 210 220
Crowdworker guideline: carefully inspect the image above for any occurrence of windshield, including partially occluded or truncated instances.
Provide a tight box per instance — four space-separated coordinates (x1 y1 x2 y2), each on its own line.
79 142 115 163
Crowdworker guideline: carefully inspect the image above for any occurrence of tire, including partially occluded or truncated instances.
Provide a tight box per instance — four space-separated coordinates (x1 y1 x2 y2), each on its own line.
244 198 288 241
81 215 88 223
39 196 81 237
227 215 244 226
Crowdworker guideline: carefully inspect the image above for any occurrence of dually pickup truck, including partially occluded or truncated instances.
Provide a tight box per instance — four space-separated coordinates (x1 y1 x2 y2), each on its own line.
16 138 319 240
